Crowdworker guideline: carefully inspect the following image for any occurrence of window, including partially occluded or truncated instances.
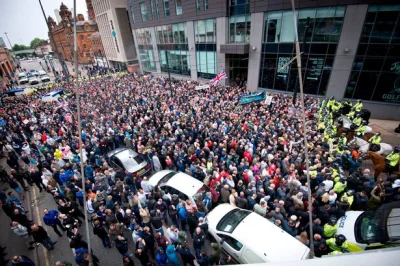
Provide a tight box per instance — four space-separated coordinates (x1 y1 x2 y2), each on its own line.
196 51 216 79
163 0 170 17
140 2 148 22
150 0 159 19
195 19 216 43
83 44 87 49
229 0 249 16
229 15 251 43
259 6 346 95
217 209 251 233
176 0 182 15
136 28 152 45
196 0 200 11
159 50 190 76
80 35 84 40
204 0 208 10
345 5 400 104
217 234 244 251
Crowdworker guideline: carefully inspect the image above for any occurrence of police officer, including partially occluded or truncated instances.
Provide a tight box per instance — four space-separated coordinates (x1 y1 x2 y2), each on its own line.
327 234 350 252
354 99 363 112
334 176 347 195
355 121 368 137
386 147 400 175
368 132 381 152
340 190 354 208
338 133 347 146
323 216 338 238
346 107 356 120
353 113 362 128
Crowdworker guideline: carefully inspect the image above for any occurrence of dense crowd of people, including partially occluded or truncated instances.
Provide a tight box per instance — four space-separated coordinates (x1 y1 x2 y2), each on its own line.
0 72 399 266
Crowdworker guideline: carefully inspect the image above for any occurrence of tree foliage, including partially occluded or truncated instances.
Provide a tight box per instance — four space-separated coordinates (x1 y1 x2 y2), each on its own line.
12 44 31 51
30 38 45 48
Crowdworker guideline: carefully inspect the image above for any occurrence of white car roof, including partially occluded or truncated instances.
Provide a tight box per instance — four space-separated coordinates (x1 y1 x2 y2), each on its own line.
208 204 310 263
149 170 204 197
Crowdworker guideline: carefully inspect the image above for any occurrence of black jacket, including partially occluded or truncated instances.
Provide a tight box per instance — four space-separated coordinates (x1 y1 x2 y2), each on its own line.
93 225 108 238
150 215 163 229
32 226 49 242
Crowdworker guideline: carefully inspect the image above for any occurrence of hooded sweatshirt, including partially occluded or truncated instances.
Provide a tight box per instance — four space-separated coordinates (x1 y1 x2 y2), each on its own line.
166 245 180 266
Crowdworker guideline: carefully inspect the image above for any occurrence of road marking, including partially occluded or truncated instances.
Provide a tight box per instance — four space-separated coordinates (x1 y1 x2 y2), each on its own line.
32 188 51 266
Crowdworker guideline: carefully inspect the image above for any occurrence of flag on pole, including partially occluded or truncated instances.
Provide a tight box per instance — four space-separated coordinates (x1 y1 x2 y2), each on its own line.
54 101 70 112
210 70 227 86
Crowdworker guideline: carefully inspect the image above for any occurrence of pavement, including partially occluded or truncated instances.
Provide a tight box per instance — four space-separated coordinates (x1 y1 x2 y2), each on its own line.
368 119 400 146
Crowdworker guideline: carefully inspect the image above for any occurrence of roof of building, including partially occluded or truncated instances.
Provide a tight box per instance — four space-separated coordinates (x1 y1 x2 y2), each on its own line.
88 32 101 38
60 2 68 10
76 21 97 26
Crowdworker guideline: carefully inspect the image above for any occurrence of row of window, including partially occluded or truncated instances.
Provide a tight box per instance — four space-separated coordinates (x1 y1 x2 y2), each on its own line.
134 5 400 104
135 0 210 23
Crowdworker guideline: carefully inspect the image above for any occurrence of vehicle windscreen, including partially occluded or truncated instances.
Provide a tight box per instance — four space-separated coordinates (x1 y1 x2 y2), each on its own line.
134 155 144 164
217 209 251 233
159 172 177 185
356 211 381 243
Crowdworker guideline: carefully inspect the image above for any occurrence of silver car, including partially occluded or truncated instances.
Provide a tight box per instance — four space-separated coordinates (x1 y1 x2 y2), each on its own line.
106 148 151 177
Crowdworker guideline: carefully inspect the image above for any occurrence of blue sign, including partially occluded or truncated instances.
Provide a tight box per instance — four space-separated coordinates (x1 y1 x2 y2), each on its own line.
240 91 266 105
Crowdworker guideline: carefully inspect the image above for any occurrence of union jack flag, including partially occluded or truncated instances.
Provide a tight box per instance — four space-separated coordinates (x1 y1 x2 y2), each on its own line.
55 101 70 112
210 70 227 86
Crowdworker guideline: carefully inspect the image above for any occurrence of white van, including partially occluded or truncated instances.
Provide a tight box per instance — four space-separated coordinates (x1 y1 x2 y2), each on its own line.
41 89 64 102
206 204 310 264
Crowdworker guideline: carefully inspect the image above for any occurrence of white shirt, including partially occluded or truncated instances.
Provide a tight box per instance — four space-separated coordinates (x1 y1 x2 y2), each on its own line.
323 180 334 192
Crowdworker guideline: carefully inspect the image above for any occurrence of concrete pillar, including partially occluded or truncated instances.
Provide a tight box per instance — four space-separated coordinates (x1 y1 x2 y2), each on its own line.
149 27 162 74
326 5 368 99
186 21 198 81
247 12 264 92
216 17 228 85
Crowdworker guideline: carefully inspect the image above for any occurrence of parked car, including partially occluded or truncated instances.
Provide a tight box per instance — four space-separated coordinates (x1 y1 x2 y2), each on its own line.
106 148 151 178
148 170 210 206
18 72 29 85
38 70 50 82
206 204 310 264
29 76 40 85
337 201 400 250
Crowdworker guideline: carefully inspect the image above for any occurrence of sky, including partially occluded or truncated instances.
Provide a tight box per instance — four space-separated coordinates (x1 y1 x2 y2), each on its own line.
0 0 88 48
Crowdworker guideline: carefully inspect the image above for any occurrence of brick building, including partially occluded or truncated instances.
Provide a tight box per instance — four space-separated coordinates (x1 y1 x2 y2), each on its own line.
88 32 107 66
0 46 15 91
33 40 53 57
48 2 104 64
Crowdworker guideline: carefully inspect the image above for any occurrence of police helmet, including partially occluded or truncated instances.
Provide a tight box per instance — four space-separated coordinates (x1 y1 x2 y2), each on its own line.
356 113 361 117
375 132 381 136
346 190 354 196
336 234 347 246
329 216 337 225
394 147 399 153
357 99 362 103
362 120 368 125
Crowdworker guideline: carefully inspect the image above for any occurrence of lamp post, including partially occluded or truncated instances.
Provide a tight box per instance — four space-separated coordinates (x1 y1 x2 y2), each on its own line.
38 0 69 80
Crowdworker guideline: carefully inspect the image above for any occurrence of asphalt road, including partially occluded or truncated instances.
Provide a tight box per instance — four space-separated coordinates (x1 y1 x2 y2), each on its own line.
0 174 214 266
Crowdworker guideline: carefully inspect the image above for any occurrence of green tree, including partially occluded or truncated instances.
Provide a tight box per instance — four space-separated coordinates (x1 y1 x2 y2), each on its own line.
12 44 30 51
30 38 45 48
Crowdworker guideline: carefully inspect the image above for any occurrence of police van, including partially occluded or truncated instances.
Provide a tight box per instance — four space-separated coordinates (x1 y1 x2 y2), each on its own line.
336 201 400 250
41 89 65 102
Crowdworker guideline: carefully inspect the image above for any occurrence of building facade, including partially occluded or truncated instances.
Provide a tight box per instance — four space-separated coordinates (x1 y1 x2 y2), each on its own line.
88 32 108 67
0 46 15 90
33 40 53 57
127 0 400 119
91 0 138 69
48 2 103 64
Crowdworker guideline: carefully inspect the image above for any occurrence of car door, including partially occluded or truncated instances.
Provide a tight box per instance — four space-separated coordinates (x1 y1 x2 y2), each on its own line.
217 233 244 263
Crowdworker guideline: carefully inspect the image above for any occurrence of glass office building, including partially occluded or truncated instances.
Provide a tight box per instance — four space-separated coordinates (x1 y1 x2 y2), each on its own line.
128 0 400 119
345 5 400 104
259 6 345 95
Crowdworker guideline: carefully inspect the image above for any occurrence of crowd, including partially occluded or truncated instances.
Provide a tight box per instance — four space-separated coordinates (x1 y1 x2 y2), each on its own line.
0 72 399 266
